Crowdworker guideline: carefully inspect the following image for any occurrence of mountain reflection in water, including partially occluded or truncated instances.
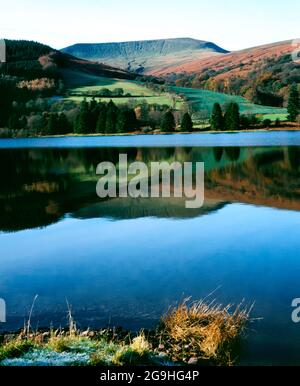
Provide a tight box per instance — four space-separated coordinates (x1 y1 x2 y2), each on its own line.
1 146 300 232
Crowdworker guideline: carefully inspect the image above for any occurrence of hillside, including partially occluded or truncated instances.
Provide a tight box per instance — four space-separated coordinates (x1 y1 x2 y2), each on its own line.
64 76 181 108
159 40 299 106
149 40 294 75
62 38 228 74
1 39 138 83
173 87 287 120
0 39 297 136
5 40 53 62
0 40 141 130
62 38 300 107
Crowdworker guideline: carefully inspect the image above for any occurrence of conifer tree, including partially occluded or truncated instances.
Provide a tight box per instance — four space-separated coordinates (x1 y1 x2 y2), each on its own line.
161 111 175 132
116 108 137 133
57 113 71 134
47 113 58 135
180 112 193 132
287 84 299 122
105 100 119 133
210 103 224 131
75 99 89 134
224 102 240 130
96 103 107 133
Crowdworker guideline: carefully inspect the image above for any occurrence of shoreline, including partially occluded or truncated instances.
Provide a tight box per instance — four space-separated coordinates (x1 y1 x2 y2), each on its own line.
0 300 250 366
2 125 300 140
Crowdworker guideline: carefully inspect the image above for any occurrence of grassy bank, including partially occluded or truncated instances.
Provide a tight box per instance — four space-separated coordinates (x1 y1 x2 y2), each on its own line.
0 299 251 366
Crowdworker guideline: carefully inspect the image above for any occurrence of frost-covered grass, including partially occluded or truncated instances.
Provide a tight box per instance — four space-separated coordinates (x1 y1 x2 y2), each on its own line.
90 334 164 366
0 334 164 367
46 335 96 353
0 335 96 366
2 349 90 366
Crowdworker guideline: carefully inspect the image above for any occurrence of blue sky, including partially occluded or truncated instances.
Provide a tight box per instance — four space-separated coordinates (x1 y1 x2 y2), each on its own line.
1 0 299 50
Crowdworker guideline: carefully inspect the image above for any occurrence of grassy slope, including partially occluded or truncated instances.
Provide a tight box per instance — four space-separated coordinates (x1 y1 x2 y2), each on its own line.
173 87 288 119
67 95 178 106
150 40 293 75
62 68 287 120
62 70 137 89
64 72 182 107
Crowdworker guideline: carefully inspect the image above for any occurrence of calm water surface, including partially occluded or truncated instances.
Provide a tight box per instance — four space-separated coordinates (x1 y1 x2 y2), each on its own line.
1 132 300 365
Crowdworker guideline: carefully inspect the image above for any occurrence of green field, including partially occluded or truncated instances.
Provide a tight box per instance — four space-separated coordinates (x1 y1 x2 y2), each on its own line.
67 95 177 106
256 113 288 121
63 71 182 107
173 87 288 121
62 70 130 89
69 76 150 96
63 70 288 121
65 95 180 109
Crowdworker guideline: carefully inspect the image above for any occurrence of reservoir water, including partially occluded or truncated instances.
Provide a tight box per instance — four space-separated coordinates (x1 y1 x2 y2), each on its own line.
1 133 300 364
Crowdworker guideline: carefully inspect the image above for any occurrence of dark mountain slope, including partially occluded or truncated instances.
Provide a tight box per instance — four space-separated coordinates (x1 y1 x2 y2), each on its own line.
1 39 137 81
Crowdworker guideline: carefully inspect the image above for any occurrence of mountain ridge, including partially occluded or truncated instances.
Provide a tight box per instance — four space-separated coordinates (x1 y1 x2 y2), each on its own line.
62 38 229 73
151 39 295 75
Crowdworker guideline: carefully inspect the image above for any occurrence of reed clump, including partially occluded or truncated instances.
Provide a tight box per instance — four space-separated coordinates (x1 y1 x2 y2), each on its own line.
157 299 251 365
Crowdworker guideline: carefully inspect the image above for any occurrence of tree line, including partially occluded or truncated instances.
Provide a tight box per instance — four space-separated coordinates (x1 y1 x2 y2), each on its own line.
74 99 138 134
210 102 240 131
210 102 280 131
1 79 298 136
210 84 299 131
2 98 193 136
49 100 194 135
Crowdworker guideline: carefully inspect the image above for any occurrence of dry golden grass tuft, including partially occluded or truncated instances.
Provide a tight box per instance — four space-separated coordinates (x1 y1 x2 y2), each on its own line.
157 298 252 365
